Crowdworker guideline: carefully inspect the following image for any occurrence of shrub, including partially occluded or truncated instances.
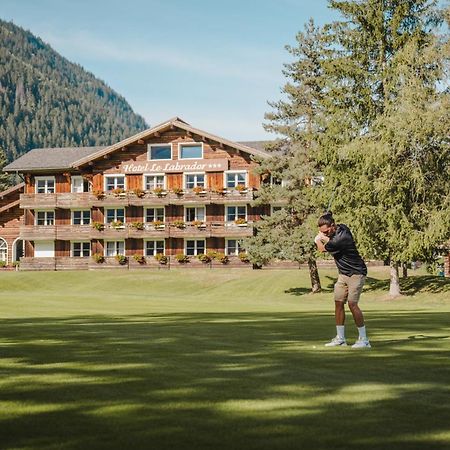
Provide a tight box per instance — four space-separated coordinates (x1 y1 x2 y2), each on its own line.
115 254 128 265
197 253 211 263
155 253 168 265
0 260 6 268
216 252 229 264
133 254 146 264
239 252 250 263
92 253 105 263
175 254 190 263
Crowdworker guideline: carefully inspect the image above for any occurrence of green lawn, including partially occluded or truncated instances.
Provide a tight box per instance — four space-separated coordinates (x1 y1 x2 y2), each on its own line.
0 268 449 450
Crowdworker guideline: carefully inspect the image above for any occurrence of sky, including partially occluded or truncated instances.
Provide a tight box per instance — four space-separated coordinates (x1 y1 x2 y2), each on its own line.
1 0 339 141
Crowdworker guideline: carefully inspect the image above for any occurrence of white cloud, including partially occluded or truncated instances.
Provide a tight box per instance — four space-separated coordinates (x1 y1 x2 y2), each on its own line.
39 29 283 84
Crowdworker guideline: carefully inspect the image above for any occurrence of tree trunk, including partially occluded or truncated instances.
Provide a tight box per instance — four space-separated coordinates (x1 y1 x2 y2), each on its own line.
389 261 401 297
402 262 408 278
308 255 322 293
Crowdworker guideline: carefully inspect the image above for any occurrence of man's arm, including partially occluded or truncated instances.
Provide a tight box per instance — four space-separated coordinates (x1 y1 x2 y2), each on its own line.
314 232 330 253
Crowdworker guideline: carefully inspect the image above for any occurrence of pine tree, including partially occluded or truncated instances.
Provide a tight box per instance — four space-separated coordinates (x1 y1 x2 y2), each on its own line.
315 0 448 296
246 20 327 293
0 147 13 191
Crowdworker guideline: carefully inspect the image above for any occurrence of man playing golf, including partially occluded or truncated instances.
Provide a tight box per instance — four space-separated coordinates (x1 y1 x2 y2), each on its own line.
314 212 371 348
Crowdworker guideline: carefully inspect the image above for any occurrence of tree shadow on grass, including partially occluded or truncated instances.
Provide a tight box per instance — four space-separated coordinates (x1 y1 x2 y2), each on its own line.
286 275 450 297
0 311 450 450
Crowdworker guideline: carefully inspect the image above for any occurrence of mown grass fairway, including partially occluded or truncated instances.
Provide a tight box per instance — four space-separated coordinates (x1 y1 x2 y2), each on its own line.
1 268 449 450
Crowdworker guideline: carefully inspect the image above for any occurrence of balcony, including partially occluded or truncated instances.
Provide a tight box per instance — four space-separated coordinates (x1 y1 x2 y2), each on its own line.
20 225 56 240
90 223 129 239
56 193 91 208
169 222 210 238
56 225 91 240
20 193 57 209
128 222 169 239
210 221 253 238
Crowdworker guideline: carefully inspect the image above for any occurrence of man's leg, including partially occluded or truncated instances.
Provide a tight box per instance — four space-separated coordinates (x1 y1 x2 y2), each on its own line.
348 301 364 327
325 277 348 346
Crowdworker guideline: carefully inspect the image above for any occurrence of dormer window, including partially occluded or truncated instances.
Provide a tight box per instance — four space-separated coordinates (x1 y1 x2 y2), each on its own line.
148 144 172 160
179 143 203 159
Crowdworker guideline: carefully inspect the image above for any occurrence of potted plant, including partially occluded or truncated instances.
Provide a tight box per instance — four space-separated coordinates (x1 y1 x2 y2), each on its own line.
197 253 211 263
234 218 248 226
133 188 145 198
155 253 168 265
216 252 229 264
93 190 105 200
235 184 248 193
153 187 167 197
175 254 190 263
115 254 128 265
172 220 186 229
112 188 126 197
192 186 206 195
110 220 124 229
92 253 105 264
191 220 205 229
172 187 184 195
239 252 250 263
152 220 165 229
133 254 146 264
92 221 105 231
212 187 225 195
131 221 144 230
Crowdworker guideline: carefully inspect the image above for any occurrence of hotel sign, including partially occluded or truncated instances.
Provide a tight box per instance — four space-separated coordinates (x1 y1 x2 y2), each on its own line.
120 158 228 174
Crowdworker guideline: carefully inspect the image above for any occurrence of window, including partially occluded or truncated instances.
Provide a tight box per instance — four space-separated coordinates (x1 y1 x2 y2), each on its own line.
148 144 172 160
72 210 91 225
185 206 205 222
71 176 91 193
105 241 125 257
179 143 203 159
105 208 125 224
72 242 90 257
105 175 125 192
35 177 55 194
226 239 244 256
145 207 165 223
226 172 246 188
185 239 205 256
34 241 54 257
185 173 205 189
144 174 165 190
36 210 55 226
145 240 165 256
226 206 246 222
0 238 7 263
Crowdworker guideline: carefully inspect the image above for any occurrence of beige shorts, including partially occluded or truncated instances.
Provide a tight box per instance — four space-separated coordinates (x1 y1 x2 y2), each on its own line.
334 274 366 303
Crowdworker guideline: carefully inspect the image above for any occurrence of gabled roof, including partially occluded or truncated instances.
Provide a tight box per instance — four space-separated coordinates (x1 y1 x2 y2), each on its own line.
71 117 270 168
4 147 107 172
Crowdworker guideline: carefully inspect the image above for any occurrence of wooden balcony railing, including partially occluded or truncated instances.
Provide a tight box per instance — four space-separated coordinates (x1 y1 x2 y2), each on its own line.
20 189 255 210
20 225 56 240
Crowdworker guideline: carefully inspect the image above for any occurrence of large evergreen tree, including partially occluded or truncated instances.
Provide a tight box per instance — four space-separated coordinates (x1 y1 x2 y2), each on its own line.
0 147 12 191
246 20 327 293
315 0 448 295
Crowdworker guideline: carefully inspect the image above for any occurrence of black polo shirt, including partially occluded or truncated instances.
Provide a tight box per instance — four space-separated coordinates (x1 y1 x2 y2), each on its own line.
324 224 367 276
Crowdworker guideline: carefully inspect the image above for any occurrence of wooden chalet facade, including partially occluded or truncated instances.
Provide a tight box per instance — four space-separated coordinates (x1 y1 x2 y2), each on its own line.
2 117 274 270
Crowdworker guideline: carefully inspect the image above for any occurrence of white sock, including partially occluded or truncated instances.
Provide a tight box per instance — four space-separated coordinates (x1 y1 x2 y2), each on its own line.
358 326 367 339
336 325 345 340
